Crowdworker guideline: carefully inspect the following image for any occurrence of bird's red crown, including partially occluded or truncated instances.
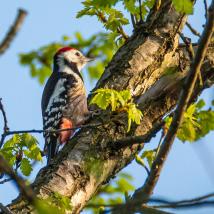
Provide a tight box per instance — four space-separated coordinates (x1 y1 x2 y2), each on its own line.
55 46 76 56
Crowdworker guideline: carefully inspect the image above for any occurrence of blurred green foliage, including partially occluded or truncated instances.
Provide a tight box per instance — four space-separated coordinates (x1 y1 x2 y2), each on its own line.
87 172 134 213
19 0 193 86
36 193 72 214
19 32 116 85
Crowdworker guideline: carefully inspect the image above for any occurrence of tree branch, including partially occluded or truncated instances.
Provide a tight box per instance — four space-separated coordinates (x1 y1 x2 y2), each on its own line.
204 0 208 19
0 177 12 185
129 0 214 208
186 21 201 37
109 120 164 150
0 9 27 55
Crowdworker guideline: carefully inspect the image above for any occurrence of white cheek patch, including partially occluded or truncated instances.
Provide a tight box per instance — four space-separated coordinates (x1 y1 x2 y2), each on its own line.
64 50 86 71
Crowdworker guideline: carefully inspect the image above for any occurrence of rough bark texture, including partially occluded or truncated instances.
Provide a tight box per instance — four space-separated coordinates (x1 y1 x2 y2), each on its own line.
8 1 214 213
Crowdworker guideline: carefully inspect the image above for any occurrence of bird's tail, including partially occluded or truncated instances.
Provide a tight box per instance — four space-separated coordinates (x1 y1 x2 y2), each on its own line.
45 135 60 165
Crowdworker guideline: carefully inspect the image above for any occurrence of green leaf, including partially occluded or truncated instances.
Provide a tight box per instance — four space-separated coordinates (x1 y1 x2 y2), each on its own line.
90 90 111 109
123 0 137 14
24 147 42 161
178 121 196 142
20 158 33 176
21 133 38 148
135 154 146 168
110 90 117 111
141 149 156 168
196 99 206 109
116 178 135 192
3 136 18 148
127 103 143 132
52 192 72 211
172 0 194 14
35 199 63 214
104 8 129 31
196 110 214 139
120 90 131 103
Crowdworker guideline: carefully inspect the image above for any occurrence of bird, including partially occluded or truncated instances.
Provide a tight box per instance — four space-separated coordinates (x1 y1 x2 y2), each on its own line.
41 46 93 164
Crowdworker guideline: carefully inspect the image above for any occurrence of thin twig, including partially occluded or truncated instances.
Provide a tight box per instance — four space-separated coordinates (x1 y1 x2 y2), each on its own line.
152 192 214 205
0 99 9 133
135 154 150 176
186 22 201 37
96 11 128 40
0 122 102 139
130 14 136 29
0 99 9 149
151 201 214 209
0 9 27 55
154 129 164 159
130 0 214 206
0 177 12 184
204 0 208 19
139 0 143 23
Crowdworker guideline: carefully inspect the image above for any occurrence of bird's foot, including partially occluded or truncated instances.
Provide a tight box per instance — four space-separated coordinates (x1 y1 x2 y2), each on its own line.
90 109 102 118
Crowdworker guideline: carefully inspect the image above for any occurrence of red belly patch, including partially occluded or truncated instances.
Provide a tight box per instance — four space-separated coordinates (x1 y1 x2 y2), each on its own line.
59 118 73 144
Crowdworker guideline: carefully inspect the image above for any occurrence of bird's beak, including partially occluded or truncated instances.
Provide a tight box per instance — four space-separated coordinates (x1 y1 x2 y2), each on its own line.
83 57 95 62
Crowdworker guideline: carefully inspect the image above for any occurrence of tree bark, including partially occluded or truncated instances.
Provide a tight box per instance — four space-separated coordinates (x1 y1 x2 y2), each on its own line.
8 1 214 213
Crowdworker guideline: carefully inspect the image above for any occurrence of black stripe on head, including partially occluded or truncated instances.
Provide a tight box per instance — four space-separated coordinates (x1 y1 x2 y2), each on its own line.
63 58 84 82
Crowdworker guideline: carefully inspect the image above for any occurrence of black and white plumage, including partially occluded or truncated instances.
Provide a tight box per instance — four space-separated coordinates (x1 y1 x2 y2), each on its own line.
41 47 93 164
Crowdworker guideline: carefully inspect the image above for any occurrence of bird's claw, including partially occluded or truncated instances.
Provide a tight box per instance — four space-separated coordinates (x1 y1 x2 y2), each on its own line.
90 109 102 118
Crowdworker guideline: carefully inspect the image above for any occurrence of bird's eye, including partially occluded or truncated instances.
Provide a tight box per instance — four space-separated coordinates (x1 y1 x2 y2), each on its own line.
75 52 80 56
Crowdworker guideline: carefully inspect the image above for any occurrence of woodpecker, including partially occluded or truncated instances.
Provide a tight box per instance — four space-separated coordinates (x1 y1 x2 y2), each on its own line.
41 47 93 164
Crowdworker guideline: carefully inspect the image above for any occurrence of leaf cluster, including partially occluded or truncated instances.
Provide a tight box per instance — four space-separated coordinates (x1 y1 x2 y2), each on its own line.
77 0 157 42
77 0 194 39
0 133 42 176
165 99 214 143
90 88 143 131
